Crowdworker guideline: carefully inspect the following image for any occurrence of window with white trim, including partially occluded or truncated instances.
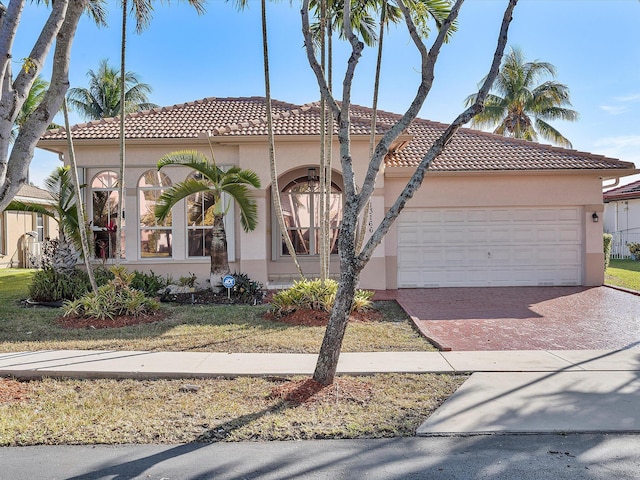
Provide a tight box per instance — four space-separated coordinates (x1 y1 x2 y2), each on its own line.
279 178 342 256
138 170 172 258
91 171 123 259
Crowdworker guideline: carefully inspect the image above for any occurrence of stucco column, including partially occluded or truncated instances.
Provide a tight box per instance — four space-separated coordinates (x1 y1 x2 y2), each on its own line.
238 189 269 285
359 188 387 290
584 204 605 286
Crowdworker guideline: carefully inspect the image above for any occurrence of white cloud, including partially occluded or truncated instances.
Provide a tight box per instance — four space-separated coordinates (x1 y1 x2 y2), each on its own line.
600 93 640 115
593 135 640 164
614 93 640 103
600 105 628 115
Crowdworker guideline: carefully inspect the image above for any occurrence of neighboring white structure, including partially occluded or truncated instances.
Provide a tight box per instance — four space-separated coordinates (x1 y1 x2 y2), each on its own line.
604 179 640 258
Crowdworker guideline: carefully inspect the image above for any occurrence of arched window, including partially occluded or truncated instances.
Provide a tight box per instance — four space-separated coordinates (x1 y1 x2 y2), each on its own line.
279 177 342 255
138 170 172 258
91 171 122 259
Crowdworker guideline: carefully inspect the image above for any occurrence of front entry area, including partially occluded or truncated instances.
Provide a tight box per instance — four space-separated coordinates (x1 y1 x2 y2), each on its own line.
397 206 583 287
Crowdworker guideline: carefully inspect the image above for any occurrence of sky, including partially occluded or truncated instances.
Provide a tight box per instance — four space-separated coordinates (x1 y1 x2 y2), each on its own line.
14 0 640 188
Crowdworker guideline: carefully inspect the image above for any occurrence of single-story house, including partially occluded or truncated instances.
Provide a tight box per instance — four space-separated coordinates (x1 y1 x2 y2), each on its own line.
37 96 636 289
603 179 640 258
1 184 57 268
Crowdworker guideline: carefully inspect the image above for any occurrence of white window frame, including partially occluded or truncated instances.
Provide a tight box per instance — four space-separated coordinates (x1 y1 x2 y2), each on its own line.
137 170 173 259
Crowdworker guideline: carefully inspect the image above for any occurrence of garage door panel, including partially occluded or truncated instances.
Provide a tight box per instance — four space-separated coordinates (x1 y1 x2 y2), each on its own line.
398 207 583 287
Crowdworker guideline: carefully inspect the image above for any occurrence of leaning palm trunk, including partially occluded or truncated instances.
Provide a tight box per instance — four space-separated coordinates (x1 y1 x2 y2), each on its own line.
261 0 304 279
63 98 97 292
356 9 385 254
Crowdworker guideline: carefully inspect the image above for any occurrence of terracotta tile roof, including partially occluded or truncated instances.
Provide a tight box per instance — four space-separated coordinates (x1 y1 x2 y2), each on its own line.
39 96 634 172
603 179 640 201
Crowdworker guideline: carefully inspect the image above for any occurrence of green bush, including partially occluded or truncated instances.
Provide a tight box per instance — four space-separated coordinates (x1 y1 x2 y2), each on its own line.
627 242 640 260
604 233 613 270
270 278 373 317
230 272 264 300
28 267 91 302
62 266 159 320
130 270 169 296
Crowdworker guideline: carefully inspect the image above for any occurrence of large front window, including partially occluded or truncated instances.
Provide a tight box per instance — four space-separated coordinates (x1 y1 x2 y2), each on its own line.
186 173 215 257
91 171 123 259
138 170 172 258
280 179 342 255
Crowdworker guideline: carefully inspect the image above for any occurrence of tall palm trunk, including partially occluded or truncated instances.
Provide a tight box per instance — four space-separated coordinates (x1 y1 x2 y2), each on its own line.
356 7 386 253
261 0 304 278
63 98 98 292
116 0 128 264
210 213 229 279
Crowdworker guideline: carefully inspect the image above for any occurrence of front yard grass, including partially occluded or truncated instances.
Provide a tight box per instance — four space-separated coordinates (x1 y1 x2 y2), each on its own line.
605 259 640 291
0 269 435 354
0 269 457 446
0 374 465 445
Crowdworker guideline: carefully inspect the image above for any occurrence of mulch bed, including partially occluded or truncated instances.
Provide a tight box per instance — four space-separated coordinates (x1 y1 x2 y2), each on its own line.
269 377 374 405
0 378 29 404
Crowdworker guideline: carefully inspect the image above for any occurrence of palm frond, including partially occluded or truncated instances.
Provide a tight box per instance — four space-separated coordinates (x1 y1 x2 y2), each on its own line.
221 183 258 232
155 178 214 223
6 201 56 219
535 119 573 148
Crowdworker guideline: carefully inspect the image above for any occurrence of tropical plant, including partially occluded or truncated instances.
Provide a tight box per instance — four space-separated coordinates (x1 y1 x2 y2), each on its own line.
465 46 578 148
66 59 158 121
10 76 60 142
7 166 83 253
28 267 91 303
114 0 206 263
270 278 373 317
299 0 518 385
154 150 261 283
62 265 160 320
627 242 640 260
62 97 98 292
0 1 97 214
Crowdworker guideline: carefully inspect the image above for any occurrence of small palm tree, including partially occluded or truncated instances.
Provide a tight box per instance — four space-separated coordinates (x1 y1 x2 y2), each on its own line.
7 166 85 272
66 59 158 121
465 46 578 148
155 151 261 283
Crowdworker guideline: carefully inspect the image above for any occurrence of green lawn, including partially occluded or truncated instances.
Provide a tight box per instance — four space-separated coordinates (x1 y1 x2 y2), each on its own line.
605 259 640 291
0 269 435 354
0 268 452 446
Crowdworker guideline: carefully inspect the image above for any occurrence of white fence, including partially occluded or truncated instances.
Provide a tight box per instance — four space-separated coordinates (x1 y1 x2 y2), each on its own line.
609 231 640 259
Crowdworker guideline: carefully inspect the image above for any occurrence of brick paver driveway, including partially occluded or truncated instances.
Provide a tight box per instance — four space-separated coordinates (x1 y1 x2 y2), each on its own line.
376 287 640 351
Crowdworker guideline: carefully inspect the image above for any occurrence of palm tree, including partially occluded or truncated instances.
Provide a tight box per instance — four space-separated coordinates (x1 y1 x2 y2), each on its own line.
465 46 578 148
7 166 85 273
115 0 206 264
11 76 61 143
155 150 261 282
66 59 158 121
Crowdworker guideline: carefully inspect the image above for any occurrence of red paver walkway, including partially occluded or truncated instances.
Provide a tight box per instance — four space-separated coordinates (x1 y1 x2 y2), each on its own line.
375 287 640 351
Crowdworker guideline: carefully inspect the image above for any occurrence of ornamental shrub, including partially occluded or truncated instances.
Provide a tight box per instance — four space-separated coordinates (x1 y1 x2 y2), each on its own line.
28 267 91 302
270 278 373 317
603 233 613 270
62 266 159 320
628 242 640 260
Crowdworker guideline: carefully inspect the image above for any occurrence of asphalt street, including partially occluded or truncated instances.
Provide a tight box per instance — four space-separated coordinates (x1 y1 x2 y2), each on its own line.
2 434 640 480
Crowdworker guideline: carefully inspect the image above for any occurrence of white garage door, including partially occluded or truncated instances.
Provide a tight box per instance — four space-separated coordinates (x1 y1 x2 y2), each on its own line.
397 207 583 287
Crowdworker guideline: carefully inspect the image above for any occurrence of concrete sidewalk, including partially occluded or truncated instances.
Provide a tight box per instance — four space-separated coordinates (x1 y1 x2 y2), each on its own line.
2 348 640 379
2 348 640 435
